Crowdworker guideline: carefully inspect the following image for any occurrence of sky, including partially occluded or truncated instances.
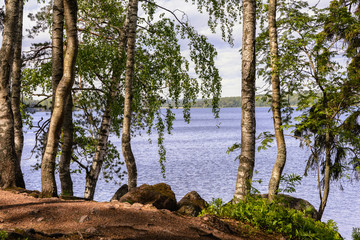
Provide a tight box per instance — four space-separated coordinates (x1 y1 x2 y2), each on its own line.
4 0 331 97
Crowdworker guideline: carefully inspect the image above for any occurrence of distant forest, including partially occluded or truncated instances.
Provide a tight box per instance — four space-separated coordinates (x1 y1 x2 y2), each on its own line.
25 95 300 111
163 95 299 108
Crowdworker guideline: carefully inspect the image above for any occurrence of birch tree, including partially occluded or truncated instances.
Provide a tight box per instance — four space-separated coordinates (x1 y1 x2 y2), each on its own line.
122 0 139 190
267 0 287 201
23 0 221 199
11 0 25 188
50 0 74 197
234 0 257 201
0 0 25 189
41 0 78 197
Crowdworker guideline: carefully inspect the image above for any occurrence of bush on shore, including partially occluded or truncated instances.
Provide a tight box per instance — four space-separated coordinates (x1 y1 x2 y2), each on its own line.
200 196 342 239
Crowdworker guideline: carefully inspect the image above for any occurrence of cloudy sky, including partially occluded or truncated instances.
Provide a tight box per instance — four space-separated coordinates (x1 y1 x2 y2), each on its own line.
7 0 330 97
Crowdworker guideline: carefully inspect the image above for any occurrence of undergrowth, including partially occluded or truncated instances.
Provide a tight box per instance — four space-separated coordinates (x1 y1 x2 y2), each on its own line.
0 231 7 240
353 228 360 240
200 196 342 239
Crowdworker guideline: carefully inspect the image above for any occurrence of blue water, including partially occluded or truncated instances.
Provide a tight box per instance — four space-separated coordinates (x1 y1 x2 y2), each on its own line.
21 108 359 239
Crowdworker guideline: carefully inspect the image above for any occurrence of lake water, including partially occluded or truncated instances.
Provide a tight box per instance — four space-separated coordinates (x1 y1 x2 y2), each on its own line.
21 108 359 239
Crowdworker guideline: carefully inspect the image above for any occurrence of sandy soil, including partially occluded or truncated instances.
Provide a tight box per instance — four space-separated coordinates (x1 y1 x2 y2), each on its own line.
0 189 283 240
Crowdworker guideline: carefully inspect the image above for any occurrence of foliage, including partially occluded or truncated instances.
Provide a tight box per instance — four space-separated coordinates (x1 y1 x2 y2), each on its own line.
0 231 7 240
279 173 302 193
184 0 242 45
200 197 342 239
353 227 360 240
256 0 360 220
22 0 222 182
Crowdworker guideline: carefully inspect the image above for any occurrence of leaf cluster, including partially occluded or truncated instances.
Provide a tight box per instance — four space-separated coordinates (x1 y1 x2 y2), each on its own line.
353 227 360 240
184 0 241 46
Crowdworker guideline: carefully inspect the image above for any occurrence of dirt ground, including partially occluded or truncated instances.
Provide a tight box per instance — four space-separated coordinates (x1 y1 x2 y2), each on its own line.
0 189 284 240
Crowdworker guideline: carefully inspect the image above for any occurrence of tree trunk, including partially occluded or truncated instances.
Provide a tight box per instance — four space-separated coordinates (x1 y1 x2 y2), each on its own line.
0 0 21 189
11 0 25 188
234 0 256 202
83 19 128 200
84 104 112 200
41 0 78 197
59 94 74 196
51 0 64 104
317 131 331 220
51 0 74 197
267 0 287 202
122 0 139 191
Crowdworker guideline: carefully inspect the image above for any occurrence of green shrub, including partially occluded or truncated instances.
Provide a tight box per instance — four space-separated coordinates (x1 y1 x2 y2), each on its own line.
353 228 360 240
200 196 341 239
0 231 8 240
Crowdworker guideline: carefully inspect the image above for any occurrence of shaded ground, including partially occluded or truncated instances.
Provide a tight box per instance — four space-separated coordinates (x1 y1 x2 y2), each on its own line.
0 189 284 239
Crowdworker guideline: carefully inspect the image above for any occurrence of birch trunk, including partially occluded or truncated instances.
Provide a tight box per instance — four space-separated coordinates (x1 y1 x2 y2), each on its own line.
51 0 64 103
317 131 331 220
59 94 74 196
41 0 78 197
11 0 25 188
267 0 287 201
51 0 74 196
83 19 128 200
0 0 21 189
122 0 139 191
234 0 256 202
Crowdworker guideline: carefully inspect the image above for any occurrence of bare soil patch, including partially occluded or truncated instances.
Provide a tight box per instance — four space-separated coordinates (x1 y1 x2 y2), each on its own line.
0 189 283 239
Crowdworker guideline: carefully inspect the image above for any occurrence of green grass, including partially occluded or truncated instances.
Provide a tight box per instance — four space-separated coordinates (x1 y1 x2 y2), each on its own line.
200 196 341 240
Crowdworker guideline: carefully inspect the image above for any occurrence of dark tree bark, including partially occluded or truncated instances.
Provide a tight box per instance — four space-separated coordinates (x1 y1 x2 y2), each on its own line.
267 0 287 202
0 0 23 189
41 0 78 197
11 0 25 188
234 0 256 201
122 0 139 191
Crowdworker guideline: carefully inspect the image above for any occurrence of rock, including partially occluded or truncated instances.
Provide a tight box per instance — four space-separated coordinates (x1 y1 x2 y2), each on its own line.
259 194 319 219
131 203 144 210
106 205 115 210
142 204 157 211
110 184 129 201
120 202 132 208
119 183 177 211
177 191 208 216
36 217 44 222
85 227 97 234
79 215 89 223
